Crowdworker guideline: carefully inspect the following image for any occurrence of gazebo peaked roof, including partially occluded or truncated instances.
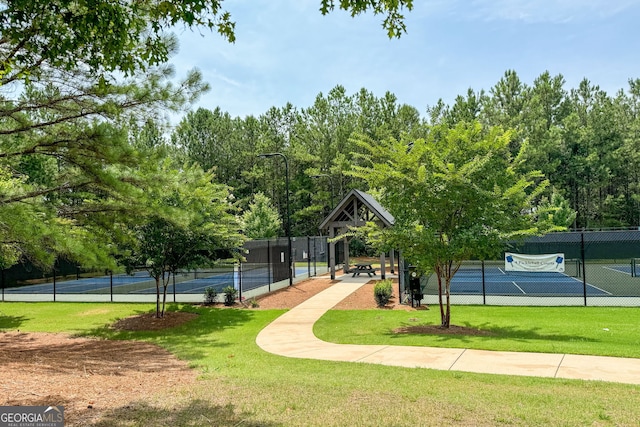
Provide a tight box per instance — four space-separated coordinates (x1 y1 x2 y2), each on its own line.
319 189 394 231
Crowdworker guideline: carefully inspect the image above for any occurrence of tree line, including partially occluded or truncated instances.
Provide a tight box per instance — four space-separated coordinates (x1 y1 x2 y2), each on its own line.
170 72 640 237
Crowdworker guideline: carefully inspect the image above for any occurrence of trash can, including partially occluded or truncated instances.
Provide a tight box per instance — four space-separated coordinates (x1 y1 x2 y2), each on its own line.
403 265 424 307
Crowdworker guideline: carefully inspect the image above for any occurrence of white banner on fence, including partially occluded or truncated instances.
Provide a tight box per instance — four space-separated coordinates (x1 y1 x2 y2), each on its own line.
504 253 565 273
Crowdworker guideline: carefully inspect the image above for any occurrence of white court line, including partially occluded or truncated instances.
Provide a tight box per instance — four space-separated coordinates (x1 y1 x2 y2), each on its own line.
552 267 613 296
566 273 612 295
512 281 526 294
460 267 614 296
602 266 631 276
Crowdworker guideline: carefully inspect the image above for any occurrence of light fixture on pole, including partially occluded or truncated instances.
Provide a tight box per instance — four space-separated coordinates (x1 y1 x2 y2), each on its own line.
311 173 335 210
258 152 293 287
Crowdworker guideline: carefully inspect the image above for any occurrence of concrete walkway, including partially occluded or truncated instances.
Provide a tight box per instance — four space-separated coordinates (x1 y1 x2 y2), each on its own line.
256 274 640 385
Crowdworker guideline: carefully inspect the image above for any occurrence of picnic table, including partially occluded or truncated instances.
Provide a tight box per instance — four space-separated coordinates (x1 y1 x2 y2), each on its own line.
351 263 377 277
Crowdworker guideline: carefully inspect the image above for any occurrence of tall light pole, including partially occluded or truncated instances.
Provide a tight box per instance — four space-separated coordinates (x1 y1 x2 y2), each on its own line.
311 173 335 210
258 152 293 287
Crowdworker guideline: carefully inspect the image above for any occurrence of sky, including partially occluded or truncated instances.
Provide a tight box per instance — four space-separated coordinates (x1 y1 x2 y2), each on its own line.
169 0 640 120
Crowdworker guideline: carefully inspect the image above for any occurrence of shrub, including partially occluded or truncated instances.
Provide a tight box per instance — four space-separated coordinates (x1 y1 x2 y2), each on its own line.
373 279 393 307
223 285 238 306
203 287 218 305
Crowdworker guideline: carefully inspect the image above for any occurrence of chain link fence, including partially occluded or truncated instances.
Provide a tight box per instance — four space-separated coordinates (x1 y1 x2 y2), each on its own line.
6 230 638 307
419 230 640 306
0 236 328 303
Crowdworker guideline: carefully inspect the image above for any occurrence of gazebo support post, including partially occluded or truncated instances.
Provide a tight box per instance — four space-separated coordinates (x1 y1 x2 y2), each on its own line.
329 227 336 280
390 249 395 274
343 236 350 273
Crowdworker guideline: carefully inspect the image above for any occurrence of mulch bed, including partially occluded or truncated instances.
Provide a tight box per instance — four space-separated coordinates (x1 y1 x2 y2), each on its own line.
0 331 196 426
111 311 199 331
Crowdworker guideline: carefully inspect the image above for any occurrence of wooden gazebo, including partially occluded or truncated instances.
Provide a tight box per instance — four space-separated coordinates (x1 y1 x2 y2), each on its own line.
319 189 396 279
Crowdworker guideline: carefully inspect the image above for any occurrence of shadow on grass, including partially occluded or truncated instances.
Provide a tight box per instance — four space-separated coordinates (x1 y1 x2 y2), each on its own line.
389 321 599 344
78 304 257 362
90 399 276 427
0 314 29 330
478 323 599 343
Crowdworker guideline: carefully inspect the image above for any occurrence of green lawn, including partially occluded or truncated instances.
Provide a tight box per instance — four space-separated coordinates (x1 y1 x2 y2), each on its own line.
1 302 640 426
314 306 640 358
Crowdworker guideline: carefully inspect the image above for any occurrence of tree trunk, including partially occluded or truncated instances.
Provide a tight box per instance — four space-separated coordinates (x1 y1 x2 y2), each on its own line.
436 267 445 326
434 259 454 328
161 271 169 318
155 276 161 318
443 275 451 328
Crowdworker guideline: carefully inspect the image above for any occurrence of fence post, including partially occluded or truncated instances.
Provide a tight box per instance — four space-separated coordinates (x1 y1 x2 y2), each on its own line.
398 250 404 302
481 260 486 305
238 262 243 298
307 237 311 277
267 239 272 292
313 237 317 277
1 268 4 302
173 272 176 303
53 268 56 302
581 232 587 306
110 270 113 302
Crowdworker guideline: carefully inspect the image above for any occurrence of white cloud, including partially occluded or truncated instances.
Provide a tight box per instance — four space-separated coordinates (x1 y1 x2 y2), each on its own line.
209 70 243 88
468 0 637 23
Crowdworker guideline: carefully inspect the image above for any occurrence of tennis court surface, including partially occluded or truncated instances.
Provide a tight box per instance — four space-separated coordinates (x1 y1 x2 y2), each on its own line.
444 267 610 296
419 253 640 298
4 267 310 295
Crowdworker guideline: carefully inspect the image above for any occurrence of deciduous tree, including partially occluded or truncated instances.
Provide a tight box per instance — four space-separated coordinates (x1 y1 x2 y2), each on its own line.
119 163 243 318
349 121 558 327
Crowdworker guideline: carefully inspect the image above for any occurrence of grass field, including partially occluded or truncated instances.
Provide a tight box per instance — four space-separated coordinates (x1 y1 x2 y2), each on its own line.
314 306 640 358
2 302 640 426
